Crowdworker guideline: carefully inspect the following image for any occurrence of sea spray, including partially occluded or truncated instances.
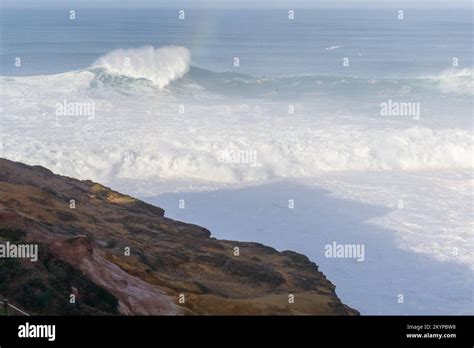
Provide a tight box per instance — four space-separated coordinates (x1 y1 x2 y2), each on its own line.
92 46 191 88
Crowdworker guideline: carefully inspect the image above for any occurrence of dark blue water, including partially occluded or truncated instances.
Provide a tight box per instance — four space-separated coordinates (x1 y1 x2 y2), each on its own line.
1 8 472 77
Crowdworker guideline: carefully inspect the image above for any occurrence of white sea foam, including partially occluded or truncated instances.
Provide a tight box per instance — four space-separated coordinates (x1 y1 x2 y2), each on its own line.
424 68 473 95
1 65 472 185
1 106 472 185
325 45 342 51
92 46 191 88
1 48 472 315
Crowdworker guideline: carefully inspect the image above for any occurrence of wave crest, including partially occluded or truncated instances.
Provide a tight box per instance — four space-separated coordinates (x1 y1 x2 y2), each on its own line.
425 68 473 95
92 46 190 88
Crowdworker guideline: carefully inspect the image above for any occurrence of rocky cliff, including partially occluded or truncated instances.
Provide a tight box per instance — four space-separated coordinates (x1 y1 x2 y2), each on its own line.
0 158 358 315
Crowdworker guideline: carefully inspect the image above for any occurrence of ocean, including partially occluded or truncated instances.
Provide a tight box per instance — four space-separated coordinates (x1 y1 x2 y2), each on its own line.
0 7 472 314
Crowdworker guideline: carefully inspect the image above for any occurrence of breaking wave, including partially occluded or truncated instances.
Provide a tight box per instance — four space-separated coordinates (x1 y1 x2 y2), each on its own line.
423 68 472 95
1 47 472 185
83 45 471 97
2 126 472 185
92 46 191 88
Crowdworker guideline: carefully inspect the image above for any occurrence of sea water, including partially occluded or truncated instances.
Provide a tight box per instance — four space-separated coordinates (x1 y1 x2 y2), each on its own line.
0 7 472 314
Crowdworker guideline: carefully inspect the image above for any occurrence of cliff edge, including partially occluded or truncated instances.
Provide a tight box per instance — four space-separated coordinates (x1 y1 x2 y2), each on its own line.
0 158 358 315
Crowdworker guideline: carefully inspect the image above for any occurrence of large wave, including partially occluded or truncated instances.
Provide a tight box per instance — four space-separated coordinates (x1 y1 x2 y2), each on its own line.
1 49 472 186
92 46 191 88
182 67 473 97
2 43 471 97
84 44 471 97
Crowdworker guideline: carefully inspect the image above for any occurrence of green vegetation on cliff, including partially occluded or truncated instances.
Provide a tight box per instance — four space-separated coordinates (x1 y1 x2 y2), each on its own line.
0 228 119 315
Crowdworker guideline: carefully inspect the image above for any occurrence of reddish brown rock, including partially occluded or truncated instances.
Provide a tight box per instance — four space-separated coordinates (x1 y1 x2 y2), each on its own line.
0 158 358 315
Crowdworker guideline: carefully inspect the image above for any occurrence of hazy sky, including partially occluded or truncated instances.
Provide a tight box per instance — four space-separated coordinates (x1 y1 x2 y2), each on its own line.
1 0 472 8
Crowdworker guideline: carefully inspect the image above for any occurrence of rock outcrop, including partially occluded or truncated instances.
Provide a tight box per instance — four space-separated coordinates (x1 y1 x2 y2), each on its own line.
0 158 358 315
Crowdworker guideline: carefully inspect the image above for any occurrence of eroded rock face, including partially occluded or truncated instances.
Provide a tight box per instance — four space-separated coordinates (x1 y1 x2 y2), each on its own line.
0 158 358 315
